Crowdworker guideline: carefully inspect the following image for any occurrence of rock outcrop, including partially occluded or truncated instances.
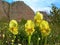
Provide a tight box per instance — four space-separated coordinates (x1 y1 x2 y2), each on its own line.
0 0 34 22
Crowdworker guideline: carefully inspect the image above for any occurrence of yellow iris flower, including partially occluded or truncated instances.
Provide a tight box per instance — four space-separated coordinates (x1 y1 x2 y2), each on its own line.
34 11 43 26
25 20 35 36
40 20 51 36
9 20 18 35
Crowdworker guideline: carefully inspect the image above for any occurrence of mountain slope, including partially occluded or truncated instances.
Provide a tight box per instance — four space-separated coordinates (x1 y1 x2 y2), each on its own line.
0 0 34 22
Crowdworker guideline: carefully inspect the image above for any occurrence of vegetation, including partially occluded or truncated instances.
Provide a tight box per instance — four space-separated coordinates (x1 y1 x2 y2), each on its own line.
48 4 60 45
0 5 60 45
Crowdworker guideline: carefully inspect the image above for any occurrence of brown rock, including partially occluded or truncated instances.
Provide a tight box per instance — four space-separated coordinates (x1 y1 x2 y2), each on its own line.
0 0 8 21
0 0 34 22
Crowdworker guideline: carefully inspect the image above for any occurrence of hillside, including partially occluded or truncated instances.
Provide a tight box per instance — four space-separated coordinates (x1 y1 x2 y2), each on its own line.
0 0 34 22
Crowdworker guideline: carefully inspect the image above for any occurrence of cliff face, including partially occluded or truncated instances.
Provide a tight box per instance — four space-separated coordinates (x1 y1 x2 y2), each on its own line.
0 0 34 22
0 0 8 20
10 1 34 21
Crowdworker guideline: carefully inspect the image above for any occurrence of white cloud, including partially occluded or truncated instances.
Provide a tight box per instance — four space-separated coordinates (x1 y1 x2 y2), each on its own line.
13 0 58 13
13 0 38 2
30 6 51 13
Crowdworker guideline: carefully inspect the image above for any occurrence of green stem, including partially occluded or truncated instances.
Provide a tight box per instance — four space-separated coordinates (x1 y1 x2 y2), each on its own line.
37 38 39 45
12 35 16 45
41 36 43 45
44 36 47 45
37 35 40 45
28 35 31 45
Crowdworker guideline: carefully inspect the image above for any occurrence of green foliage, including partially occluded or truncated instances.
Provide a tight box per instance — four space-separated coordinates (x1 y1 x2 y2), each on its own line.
48 4 60 45
50 4 60 25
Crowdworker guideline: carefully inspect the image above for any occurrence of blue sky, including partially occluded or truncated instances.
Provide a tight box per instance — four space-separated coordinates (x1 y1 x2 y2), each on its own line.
4 0 60 13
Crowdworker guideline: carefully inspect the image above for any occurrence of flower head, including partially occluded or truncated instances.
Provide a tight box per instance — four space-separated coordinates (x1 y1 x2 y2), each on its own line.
25 20 35 36
40 20 51 36
34 11 43 26
9 20 18 35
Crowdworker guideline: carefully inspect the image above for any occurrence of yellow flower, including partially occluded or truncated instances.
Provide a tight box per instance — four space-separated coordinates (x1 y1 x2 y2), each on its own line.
40 20 49 30
25 20 35 36
9 20 18 35
34 11 43 26
40 20 51 36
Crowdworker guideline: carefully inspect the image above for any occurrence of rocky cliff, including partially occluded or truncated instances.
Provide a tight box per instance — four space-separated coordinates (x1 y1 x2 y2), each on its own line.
0 0 34 22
